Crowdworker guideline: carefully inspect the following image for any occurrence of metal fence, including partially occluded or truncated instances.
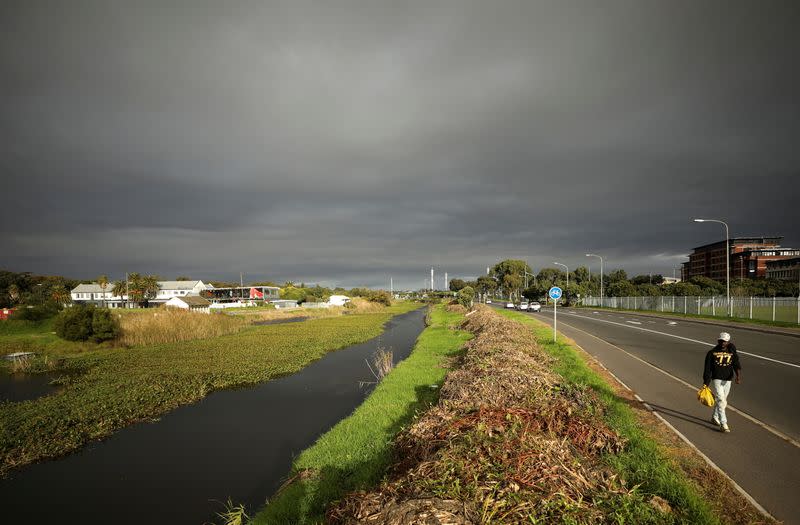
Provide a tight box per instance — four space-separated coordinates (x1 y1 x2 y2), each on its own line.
581 295 800 324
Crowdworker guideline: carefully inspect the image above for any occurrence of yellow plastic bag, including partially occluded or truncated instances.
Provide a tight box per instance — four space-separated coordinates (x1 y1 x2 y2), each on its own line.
697 385 715 407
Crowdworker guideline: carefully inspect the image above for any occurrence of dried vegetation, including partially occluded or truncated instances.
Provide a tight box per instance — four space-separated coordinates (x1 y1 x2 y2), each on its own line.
329 306 667 524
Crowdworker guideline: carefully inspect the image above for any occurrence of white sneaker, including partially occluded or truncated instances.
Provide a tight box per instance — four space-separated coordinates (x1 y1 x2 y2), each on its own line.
721 423 730 433
711 415 720 426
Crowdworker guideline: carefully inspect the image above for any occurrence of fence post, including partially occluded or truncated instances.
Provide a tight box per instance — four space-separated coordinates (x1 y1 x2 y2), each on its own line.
660 296 663 312
797 296 799 325
697 296 700 314
712 296 715 316
684 296 687 314
773 296 776 322
750 296 753 319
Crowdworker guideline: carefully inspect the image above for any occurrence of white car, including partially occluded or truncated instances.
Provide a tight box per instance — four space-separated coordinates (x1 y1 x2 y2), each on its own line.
486 300 492 304
529 301 541 312
518 302 529 311
506 302 514 309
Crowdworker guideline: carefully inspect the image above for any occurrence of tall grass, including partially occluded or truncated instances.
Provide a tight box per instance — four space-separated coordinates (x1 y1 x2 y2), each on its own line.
119 309 247 346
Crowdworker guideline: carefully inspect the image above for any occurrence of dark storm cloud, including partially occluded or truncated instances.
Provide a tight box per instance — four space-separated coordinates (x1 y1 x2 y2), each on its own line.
1 0 799 287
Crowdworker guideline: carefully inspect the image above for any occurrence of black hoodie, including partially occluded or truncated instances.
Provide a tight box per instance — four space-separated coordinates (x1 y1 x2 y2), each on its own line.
703 342 741 385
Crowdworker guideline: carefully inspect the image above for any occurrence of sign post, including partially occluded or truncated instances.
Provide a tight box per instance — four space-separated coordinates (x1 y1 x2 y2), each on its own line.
549 286 563 342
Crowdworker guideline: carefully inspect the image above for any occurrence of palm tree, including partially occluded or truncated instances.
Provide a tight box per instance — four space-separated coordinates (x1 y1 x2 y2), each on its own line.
112 280 127 308
97 275 109 308
8 284 20 304
140 275 160 306
51 284 70 306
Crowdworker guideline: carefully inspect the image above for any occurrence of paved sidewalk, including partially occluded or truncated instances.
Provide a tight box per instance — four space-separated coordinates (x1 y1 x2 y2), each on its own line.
540 315 800 524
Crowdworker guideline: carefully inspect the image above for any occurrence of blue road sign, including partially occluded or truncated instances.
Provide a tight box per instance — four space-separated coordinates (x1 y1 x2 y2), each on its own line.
549 286 563 300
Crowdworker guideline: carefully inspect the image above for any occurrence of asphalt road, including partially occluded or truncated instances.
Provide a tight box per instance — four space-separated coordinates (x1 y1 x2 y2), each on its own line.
492 304 800 524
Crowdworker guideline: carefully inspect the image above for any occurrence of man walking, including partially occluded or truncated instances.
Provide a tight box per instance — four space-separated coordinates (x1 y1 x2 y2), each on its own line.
703 332 742 432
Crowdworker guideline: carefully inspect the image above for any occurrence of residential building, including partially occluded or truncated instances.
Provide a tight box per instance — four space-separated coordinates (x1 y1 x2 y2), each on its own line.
71 280 211 308
684 237 799 281
766 257 800 282
203 286 279 304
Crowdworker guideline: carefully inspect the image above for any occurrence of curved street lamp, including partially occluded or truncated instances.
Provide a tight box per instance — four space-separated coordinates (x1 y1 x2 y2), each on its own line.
553 262 569 289
586 254 603 307
694 218 730 316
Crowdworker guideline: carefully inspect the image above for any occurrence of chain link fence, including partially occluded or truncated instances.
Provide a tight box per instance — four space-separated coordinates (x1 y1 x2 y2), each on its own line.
582 295 800 324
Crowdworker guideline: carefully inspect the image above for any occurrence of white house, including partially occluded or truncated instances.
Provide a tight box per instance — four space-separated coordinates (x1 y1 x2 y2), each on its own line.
71 280 211 308
165 295 211 313
328 295 351 306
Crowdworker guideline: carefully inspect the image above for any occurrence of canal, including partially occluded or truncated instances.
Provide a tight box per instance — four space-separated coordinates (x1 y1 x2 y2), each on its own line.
0 307 426 524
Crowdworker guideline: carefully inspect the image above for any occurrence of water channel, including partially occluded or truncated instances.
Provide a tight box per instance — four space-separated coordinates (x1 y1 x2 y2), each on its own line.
0 307 426 524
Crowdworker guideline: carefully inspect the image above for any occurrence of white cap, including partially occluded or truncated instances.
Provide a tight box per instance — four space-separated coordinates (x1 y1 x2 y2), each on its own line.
719 332 730 342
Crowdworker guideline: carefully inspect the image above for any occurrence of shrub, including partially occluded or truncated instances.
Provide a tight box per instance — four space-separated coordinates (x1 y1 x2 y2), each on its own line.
53 306 121 342
457 286 475 309
54 306 95 341
10 303 60 321
90 308 121 342
367 290 392 306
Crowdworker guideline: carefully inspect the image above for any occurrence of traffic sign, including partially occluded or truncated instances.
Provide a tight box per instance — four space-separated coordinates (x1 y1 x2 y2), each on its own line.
549 286 563 300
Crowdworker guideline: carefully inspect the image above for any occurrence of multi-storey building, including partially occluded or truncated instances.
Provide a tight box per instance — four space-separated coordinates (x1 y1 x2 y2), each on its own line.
766 257 800 282
683 237 799 281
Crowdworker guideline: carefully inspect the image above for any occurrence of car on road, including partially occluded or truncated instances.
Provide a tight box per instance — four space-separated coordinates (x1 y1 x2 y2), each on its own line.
486 300 492 304
529 301 541 312
517 301 529 311
505 302 515 309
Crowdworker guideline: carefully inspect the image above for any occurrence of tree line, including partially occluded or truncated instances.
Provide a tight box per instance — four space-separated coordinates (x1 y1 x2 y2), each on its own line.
446 260 800 303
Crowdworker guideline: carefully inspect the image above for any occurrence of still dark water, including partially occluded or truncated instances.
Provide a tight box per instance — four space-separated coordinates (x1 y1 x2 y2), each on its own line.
0 308 426 524
0 371 62 402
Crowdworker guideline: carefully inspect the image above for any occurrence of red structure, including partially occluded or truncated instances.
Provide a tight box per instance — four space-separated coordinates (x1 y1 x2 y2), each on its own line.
0 308 15 320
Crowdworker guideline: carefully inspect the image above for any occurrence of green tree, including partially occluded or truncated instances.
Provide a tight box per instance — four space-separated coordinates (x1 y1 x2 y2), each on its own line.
448 278 467 292
492 260 531 300
54 306 95 341
475 275 498 298
607 269 628 283
457 286 475 308
90 308 121 342
51 284 70 305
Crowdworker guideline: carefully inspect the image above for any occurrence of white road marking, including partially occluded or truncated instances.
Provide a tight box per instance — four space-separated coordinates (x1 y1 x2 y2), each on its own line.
561 311 800 370
626 320 642 325
559 320 800 450
566 336 778 520
668 321 678 326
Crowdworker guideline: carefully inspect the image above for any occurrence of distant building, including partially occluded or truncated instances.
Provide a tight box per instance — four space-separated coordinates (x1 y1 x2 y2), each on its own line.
203 286 279 304
328 295 351 306
683 237 799 281
766 257 800 282
165 295 211 313
71 280 211 308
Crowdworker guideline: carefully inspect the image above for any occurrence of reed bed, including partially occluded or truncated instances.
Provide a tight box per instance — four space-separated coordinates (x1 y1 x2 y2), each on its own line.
118 308 248 346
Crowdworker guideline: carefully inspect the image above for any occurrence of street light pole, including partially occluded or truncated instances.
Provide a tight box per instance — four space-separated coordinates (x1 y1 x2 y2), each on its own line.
586 254 603 307
553 262 569 289
694 218 730 316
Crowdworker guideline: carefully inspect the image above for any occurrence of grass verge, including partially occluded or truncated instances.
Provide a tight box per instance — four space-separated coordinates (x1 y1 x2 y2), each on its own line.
499 308 771 524
575 305 800 331
0 302 420 476
251 305 471 524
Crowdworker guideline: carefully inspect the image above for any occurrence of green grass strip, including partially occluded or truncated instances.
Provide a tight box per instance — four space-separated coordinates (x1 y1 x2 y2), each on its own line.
499 309 720 525
576 305 800 330
252 306 471 525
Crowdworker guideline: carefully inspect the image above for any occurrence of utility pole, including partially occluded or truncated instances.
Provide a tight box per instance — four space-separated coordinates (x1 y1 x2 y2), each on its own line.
444 272 448 292
240 272 244 300
390 277 393 295
125 272 129 310
431 268 434 292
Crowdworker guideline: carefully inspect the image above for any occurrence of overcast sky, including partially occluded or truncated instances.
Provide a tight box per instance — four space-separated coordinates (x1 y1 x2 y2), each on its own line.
1 1 798 288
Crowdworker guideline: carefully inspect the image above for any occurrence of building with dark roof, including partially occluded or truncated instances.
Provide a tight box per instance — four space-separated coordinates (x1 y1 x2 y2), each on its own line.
766 257 800 282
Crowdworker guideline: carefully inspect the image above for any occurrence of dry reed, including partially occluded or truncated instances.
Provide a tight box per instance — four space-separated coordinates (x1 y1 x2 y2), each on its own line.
118 308 247 346
329 305 631 524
